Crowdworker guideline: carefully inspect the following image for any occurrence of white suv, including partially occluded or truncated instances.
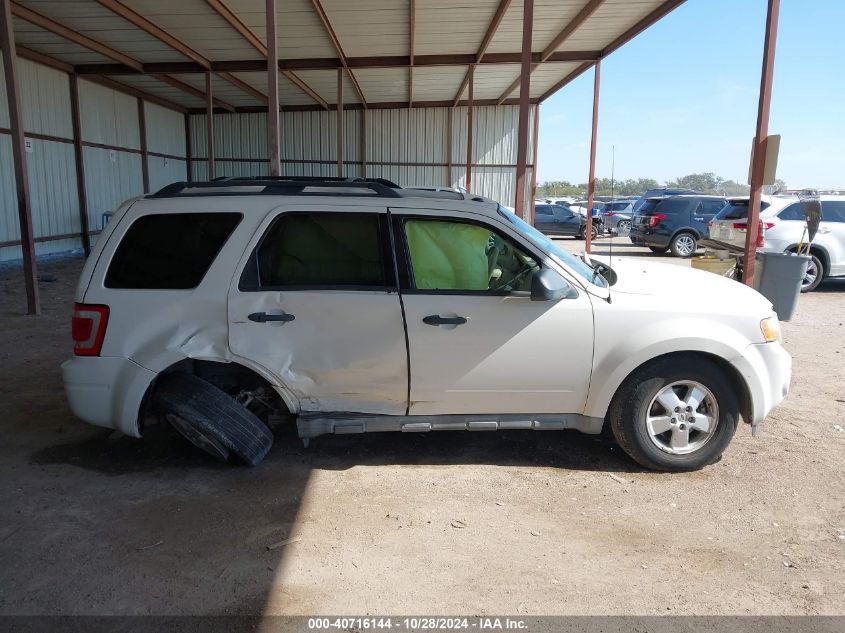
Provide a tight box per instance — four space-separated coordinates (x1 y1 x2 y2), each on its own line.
62 178 792 471
707 195 845 291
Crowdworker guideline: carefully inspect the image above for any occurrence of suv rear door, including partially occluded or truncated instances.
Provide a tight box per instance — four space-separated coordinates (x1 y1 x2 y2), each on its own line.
228 207 408 415
391 208 594 415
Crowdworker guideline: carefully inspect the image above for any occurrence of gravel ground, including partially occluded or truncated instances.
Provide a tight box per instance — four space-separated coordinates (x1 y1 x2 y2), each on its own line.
0 240 843 616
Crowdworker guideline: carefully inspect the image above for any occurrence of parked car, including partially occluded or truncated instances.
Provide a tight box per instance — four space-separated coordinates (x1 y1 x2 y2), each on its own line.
705 195 845 291
630 195 727 257
63 177 790 472
601 200 634 234
632 187 704 214
534 203 599 239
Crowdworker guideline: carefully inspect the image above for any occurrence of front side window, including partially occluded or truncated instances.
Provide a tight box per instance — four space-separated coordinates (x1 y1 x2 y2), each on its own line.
822 201 845 223
105 213 242 289
253 213 387 288
536 205 553 216
403 218 538 293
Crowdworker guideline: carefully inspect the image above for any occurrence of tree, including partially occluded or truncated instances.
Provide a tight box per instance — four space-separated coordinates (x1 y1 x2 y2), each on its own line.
667 172 724 193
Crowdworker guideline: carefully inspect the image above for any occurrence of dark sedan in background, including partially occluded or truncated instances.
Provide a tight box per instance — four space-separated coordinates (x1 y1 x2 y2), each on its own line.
535 203 599 239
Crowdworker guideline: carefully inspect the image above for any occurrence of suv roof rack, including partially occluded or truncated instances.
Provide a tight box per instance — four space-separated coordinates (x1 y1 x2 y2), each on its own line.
150 177 404 199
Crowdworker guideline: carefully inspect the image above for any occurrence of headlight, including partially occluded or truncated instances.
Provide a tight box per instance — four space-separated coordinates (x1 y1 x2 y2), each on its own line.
760 316 781 343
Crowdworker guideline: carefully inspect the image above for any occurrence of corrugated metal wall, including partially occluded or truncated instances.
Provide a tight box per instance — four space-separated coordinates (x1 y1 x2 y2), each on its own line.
0 57 186 262
189 104 536 209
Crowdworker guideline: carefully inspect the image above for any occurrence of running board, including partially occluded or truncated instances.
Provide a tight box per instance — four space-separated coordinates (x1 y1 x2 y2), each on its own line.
296 413 604 439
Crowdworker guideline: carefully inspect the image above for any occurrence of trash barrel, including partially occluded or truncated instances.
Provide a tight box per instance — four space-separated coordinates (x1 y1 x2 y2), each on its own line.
752 252 810 321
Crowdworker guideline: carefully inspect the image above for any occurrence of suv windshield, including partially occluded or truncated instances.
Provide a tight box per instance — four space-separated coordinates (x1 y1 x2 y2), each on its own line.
498 208 607 288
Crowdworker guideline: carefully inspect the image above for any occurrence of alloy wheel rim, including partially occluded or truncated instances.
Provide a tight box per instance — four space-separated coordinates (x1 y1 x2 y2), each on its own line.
802 260 818 288
645 381 719 455
676 235 695 255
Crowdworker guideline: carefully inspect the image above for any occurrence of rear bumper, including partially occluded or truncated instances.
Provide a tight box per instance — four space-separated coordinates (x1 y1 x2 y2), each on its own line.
629 230 670 248
733 341 792 426
62 356 157 437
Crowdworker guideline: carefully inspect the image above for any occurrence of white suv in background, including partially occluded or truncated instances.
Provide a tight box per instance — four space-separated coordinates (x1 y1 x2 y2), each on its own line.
707 195 845 291
62 178 791 472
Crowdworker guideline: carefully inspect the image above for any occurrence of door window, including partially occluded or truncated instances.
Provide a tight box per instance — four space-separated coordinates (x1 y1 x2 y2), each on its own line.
403 218 538 293
777 203 805 221
822 201 845 222
241 212 389 290
535 205 553 216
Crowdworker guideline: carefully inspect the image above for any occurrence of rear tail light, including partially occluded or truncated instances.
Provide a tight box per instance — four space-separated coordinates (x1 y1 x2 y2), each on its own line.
645 213 665 228
603 211 617 217
72 303 109 356
732 222 775 231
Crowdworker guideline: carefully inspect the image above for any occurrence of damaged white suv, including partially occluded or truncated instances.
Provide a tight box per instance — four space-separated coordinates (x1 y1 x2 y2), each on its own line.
62 178 791 471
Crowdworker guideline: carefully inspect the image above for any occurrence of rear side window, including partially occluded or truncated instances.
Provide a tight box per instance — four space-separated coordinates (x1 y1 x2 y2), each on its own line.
536 205 552 216
714 200 771 220
777 203 805 221
657 198 692 214
250 213 388 289
105 213 241 289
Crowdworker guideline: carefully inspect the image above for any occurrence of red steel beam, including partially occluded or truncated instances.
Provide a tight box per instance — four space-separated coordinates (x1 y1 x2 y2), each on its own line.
153 74 235 112
585 61 600 253
1 0 40 314
266 0 281 176
513 0 533 219
743 0 780 285
337 68 344 176
465 65 473 192
16 44 73 73
453 0 512 106
309 0 368 107
11 1 142 71
68 74 91 256
205 0 267 56
206 72 216 179
537 0 688 102
498 0 605 104
84 75 188 113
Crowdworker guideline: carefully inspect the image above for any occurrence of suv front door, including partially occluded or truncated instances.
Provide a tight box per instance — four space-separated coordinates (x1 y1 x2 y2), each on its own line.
392 210 594 415
228 208 408 415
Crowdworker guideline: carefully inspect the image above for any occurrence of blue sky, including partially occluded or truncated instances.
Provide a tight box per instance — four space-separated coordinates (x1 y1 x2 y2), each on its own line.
537 0 845 189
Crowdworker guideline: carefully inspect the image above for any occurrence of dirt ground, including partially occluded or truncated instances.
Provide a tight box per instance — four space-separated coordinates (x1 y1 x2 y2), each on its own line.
0 238 843 617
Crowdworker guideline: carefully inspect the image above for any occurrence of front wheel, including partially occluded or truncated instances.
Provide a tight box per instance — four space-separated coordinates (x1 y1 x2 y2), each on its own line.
608 356 740 471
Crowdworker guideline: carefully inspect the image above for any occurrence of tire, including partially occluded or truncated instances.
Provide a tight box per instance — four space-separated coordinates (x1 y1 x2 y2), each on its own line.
799 252 824 292
152 372 273 466
670 232 698 258
616 220 632 235
591 223 600 239
648 246 669 254
607 355 740 471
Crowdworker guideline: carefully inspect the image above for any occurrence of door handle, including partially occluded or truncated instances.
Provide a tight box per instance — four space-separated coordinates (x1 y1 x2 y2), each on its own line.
422 315 467 326
248 311 295 323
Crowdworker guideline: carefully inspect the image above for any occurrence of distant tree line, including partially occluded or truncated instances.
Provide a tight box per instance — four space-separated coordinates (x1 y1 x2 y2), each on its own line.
536 172 787 199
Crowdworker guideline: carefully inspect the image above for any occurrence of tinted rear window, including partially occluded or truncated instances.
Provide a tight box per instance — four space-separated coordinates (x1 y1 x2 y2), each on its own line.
105 213 241 289
714 200 771 220
823 200 845 222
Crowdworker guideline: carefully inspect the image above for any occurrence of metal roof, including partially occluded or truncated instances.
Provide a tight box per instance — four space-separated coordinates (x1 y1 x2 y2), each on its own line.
9 0 686 112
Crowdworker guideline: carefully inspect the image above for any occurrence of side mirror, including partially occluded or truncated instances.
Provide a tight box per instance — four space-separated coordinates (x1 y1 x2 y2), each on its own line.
531 268 577 301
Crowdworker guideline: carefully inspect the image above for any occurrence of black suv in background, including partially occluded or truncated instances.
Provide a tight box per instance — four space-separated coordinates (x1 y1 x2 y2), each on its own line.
630 195 727 257
631 187 704 214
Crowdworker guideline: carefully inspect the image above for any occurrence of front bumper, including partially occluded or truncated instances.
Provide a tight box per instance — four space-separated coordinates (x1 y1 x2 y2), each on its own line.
734 341 792 426
62 356 157 437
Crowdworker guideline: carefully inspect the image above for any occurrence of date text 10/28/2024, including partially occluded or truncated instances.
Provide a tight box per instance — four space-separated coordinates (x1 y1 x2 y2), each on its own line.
308 618 528 630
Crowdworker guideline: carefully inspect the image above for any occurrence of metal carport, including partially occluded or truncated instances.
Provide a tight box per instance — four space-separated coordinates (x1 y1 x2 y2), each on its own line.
3 0 757 315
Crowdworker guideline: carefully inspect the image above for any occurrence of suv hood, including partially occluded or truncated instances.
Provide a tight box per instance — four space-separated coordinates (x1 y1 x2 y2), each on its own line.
588 256 773 313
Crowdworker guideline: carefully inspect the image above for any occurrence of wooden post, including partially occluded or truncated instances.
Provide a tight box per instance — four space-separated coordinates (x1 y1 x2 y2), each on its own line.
529 103 540 226
513 0 533 219
337 68 344 177
465 65 473 192
585 60 600 253
69 74 90 256
205 71 215 179
137 97 149 192
266 0 281 176
743 0 780 285
1 0 40 314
